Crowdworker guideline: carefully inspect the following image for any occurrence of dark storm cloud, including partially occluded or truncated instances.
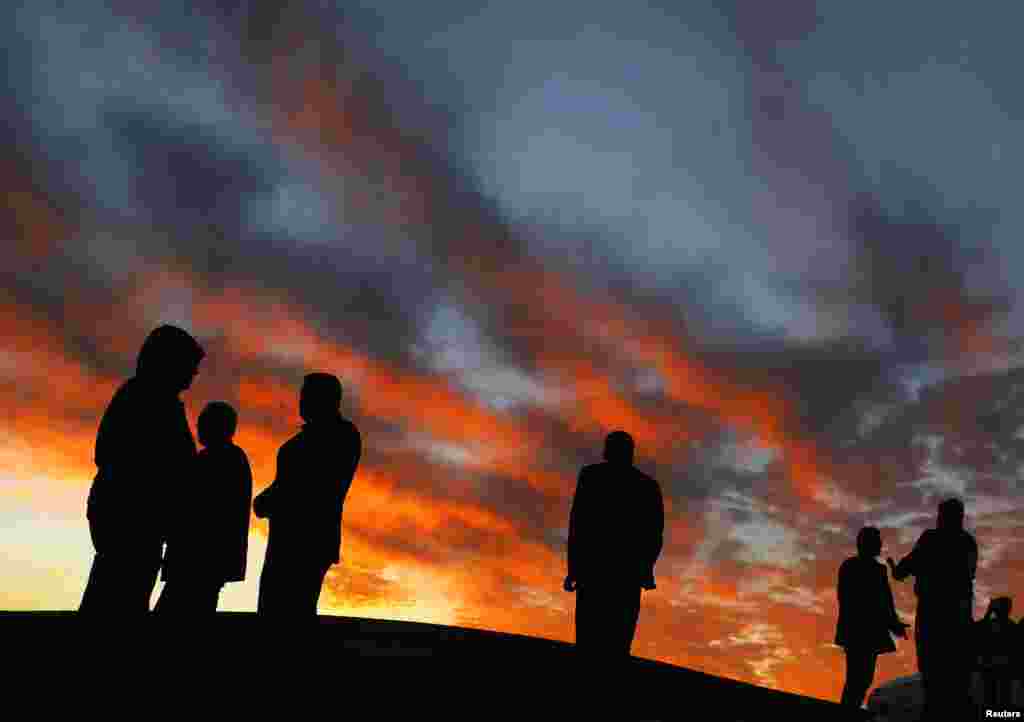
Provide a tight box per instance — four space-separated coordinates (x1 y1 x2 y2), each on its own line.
844 189 1009 355
7 0 448 368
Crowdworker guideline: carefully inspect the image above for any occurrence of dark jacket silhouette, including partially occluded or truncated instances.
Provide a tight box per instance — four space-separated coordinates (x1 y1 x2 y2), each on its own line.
162 444 253 584
79 325 203 614
889 498 978 718
156 403 254 615
834 527 908 709
893 528 978 608
567 462 664 588
835 556 903 654
255 374 361 615
565 431 664 657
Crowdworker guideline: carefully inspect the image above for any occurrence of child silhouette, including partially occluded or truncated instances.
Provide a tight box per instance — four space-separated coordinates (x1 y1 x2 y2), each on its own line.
156 401 253 614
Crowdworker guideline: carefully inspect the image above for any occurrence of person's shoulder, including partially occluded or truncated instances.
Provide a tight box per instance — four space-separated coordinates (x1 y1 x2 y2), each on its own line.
339 418 360 441
108 377 141 405
228 442 251 462
633 467 659 486
205 443 248 462
839 556 859 571
280 430 304 454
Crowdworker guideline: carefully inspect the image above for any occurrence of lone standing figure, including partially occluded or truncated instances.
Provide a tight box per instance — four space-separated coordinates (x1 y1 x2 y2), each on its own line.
254 373 361 616
564 431 664 658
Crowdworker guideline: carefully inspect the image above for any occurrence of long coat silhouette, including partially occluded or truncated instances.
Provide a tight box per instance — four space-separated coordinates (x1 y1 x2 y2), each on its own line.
79 325 203 614
567 443 664 656
255 412 361 615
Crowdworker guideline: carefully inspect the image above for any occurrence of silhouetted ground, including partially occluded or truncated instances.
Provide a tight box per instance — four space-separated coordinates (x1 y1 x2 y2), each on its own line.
2 611 867 720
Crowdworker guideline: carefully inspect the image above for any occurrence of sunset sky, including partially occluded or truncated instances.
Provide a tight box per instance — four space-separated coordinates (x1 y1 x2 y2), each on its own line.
5 0 1024 702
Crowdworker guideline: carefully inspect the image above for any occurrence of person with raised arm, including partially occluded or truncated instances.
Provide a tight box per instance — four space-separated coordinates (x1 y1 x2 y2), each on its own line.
887 497 978 719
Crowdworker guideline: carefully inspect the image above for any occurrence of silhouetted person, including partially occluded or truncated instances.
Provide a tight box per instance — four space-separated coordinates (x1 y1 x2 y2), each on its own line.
254 373 361 616
564 431 664 666
976 596 1016 709
155 402 253 614
835 526 910 710
79 325 204 615
888 497 978 719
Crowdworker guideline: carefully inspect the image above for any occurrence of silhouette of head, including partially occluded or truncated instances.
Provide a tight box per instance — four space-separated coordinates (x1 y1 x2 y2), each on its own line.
856 526 882 558
300 372 343 424
136 325 204 393
937 497 965 530
603 431 635 465
198 401 237 448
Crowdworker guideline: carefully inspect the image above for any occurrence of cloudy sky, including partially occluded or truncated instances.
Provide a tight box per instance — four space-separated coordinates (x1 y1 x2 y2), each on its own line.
4 0 1024 701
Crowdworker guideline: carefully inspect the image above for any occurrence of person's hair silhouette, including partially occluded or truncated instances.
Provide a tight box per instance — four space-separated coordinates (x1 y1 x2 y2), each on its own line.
198 401 238 446
254 373 361 616
564 430 665 689
888 496 978 718
603 430 635 465
79 325 204 615
834 526 909 709
155 401 253 615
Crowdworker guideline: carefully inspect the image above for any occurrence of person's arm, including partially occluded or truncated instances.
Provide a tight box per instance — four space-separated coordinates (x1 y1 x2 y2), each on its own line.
564 470 586 592
240 451 254 531
644 480 665 589
338 425 361 506
890 531 927 581
253 446 286 519
883 566 909 637
349 426 362 479
837 560 850 614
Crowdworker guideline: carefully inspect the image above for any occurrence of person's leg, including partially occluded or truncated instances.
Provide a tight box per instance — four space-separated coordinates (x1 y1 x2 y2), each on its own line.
257 555 279 615
925 614 974 718
840 650 877 708
303 563 330 615
206 583 223 613
156 580 218 615
79 553 111 613
951 615 976 716
154 582 176 614
574 583 593 650
916 610 937 716
81 549 160 615
621 585 642 656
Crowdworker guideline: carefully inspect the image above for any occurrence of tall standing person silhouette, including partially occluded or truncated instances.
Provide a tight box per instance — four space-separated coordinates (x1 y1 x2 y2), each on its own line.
888 497 978 719
254 373 361 616
834 526 910 709
565 431 664 663
79 325 204 614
